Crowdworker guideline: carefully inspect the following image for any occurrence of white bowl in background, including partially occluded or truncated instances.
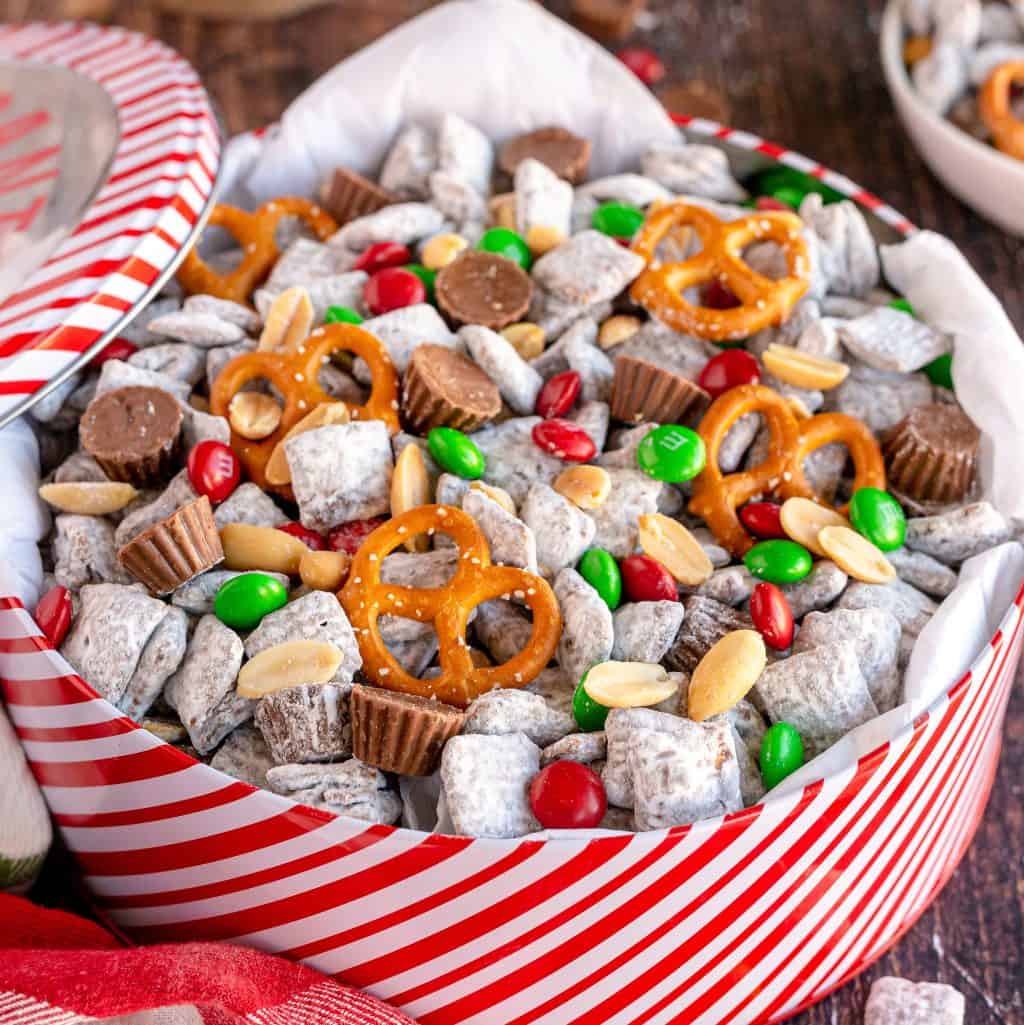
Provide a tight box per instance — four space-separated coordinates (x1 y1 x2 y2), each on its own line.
880 0 1024 237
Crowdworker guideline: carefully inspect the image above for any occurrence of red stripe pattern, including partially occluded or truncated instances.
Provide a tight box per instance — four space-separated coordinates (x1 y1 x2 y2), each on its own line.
2 127 1022 1024
0 22 219 422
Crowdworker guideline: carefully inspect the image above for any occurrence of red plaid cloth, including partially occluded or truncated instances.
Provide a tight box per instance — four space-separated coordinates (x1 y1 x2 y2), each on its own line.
0 894 417 1025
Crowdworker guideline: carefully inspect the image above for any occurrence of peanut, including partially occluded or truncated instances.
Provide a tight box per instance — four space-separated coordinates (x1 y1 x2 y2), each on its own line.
525 224 566 256
488 192 516 229
38 481 137 515
220 522 309 574
299 549 350 591
762 344 850 390
236 640 343 698
818 525 896 584
258 285 314 352
392 444 431 551
500 322 546 361
637 513 714 586
583 660 680 709
688 630 766 722
470 480 517 515
779 497 849 558
266 401 351 486
598 314 642 350
422 232 469 270
553 465 612 509
228 392 283 440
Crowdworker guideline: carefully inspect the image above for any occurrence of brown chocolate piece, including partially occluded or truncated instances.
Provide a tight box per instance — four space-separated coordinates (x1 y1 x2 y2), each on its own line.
318 166 396 226
117 495 223 595
664 596 753 675
403 344 502 433
656 80 733 125
498 127 592 185
570 0 646 41
883 403 980 505
80 385 183 487
350 684 465 776
435 250 533 331
610 354 710 425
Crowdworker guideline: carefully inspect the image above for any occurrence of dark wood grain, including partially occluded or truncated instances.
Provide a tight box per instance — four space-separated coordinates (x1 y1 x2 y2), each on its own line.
10 1 1024 1021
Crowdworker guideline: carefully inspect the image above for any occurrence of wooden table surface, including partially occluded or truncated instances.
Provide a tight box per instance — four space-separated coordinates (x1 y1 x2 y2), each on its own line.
9 0 1024 1022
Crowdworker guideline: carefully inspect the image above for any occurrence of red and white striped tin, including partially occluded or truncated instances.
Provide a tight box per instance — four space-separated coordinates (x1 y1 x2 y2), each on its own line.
0 22 220 427
2 121 1022 1025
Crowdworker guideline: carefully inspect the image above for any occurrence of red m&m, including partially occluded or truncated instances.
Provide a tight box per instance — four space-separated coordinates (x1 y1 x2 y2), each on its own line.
739 501 786 539
620 554 678 603
535 370 581 419
186 441 241 505
750 582 794 651
698 349 760 399
278 522 327 551
532 419 596 462
329 516 388 555
364 267 426 316
353 241 412 274
529 760 607 829
89 338 138 368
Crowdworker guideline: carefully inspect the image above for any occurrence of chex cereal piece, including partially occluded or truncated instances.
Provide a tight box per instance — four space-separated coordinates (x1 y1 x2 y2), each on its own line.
462 488 538 572
912 42 969 114
263 238 355 295
380 123 437 199
53 515 131 590
114 471 197 547
778 560 849 618
463 689 575 747
839 579 938 641
665 595 752 674
206 340 256 390
474 417 565 503
255 682 352 764
801 442 848 503
357 304 456 375
863 977 965 1025
382 547 458 589
834 363 935 434
31 375 79 424
586 468 667 558
285 421 393 532
435 472 470 508
611 601 686 664
429 170 487 232
209 725 274 788
798 194 880 299
266 760 401 824
934 0 981 47
904 501 1013 564
460 324 543 414
970 41 1024 84
520 482 596 575
114 297 180 345
244 590 361 683
795 607 902 713
530 314 598 378
641 142 747 202
697 565 756 606
839 307 950 373
129 343 206 386
259 271 369 325
532 230 646 305
886 547 959 597
568 400 611 451
437 113 493 195
440 732 541 838
473 599 534 665
95 360 191 406
531 295 612 343
183 294 260 332
164 614 252 754
172 569 289 615
54 451 106 484
525 666 575 716
796 316 843 361
120 606 187 721
564 329 614 401
61 583 170 706
602 707 682 808
978 5 1021 44
754 641 879 756
554 568 614 684
716 412 762 473
541 731 607 767
213 483 289 529
145 309 246 348
597 422 657 469
613 318 714 382
577 173 672 209
330 202 445 253
514 158 573 243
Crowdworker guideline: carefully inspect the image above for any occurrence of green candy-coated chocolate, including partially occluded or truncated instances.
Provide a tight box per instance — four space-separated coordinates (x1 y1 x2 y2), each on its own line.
636 424 706 483
591 201 645 238
888 297 915 316
849 487 906 551
750 166 845 205
324 305 363 325
214 572 288 631
924 352 953 390
405 263 436 301
760 722 805 790
573 672 610 732
477 227 532 270
427 427 485 480
770 186 804 210
578 548 622 610
744 539 813 584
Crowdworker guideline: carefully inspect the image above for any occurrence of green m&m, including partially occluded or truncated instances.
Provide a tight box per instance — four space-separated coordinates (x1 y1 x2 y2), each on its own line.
759 722 805 790
477 227 532 270
324 305 363 325
849 487 906 551
888 297 915 316
214 572 288 631
591 201 645 239
405 263 436 302
744 539 813 584
427 427 485 480
573 671 610 732
924 352 953 390
578 548 622 610
749 166 845 205
636 425 706 483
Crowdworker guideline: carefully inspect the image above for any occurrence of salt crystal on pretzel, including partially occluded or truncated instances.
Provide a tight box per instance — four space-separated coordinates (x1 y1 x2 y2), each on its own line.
554 567 614 684
903 500 1013 564
641 142 747 203
463 689 575 748
611 600 685 664
210 725 274 788
838 306 950 372
533 230 646 306
267 760 401 824
460 324 542 414
53 515 130 591
379 123 437 199
255 682 353 765
521 482 596 576
863 977 965 1025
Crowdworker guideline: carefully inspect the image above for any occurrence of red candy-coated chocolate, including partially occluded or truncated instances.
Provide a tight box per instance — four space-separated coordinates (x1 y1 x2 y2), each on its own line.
353 241 412 274
186 440 241 505
697 348 761 399
529 760 607 829
89 337 137 368
750 582 794 650
701 278 741 310
278 522 327 551
616 47 666 87
535 370 582 419
739 501 786 539
531 418 596 462
363 267 426 316
328 516 388 556
34 585 72 648
755 196 790 211
620 554 678 603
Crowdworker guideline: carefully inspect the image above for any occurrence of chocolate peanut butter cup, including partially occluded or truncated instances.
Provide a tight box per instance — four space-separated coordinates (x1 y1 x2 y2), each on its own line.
80 385 183 487
570 0 647 41
403 344 502 433
350 684 466 776
610 354 710 425
498 126 592 184
435 250 533 330
319 166 396 225
883 403 980 505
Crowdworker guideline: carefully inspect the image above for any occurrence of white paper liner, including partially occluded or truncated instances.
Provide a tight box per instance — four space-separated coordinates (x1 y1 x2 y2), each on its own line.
0 0 1021 838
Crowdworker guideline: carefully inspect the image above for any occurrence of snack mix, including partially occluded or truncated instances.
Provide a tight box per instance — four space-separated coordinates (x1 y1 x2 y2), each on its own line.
30 112 1015 839
902 0 1024 159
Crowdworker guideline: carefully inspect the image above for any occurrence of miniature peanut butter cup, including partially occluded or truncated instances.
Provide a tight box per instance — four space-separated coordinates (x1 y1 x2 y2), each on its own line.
610 354 710 425
570 0 646 41
80 385 183 487
435 250 533 330
883 402 980 505
318 166 396 225
656 80 732 125
403 344 502 433
350 684 466 776
498 126 592 184
117 495 223 595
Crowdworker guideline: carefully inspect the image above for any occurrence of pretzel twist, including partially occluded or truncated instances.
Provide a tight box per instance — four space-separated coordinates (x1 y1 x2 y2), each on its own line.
177 197 337 304
979 61 1024 161
689 384 885 556
629 200 811 342
339 505 562 708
